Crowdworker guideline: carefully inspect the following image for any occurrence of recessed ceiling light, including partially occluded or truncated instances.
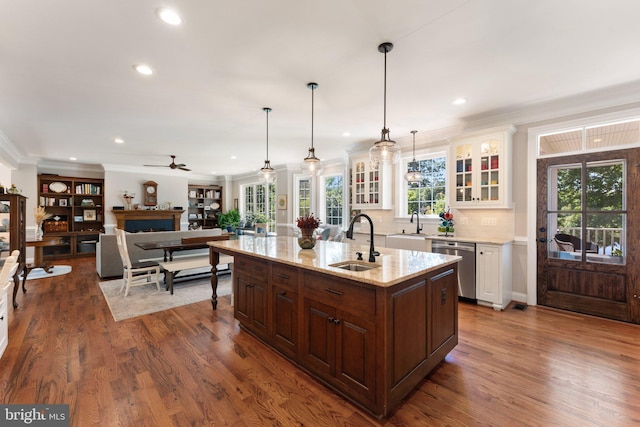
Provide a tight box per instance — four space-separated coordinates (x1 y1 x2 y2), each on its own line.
453 98 467 105
156 8 182 26
230 155 237 159
69 157 77 161
342 132 351 137
133 64 153 75
114 138 124 144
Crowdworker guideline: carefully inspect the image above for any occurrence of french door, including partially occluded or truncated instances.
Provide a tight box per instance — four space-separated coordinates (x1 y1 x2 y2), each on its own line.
536 148 640 323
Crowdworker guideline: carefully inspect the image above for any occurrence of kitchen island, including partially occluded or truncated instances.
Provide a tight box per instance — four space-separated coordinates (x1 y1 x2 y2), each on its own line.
208 236 461 418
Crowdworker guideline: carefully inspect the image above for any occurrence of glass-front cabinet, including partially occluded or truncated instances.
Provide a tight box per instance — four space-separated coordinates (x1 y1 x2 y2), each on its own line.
449 125 515 208
350 155 391 210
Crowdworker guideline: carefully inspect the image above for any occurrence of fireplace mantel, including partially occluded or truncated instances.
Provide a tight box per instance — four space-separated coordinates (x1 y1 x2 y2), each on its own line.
112 210 184 231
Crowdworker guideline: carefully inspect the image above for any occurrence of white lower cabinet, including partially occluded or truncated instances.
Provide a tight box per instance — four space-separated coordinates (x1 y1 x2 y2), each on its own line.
476 243 512 310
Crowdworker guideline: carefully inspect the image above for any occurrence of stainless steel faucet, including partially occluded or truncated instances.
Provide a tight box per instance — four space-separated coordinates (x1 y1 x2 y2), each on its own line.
346 213 380 262
410 210 423 234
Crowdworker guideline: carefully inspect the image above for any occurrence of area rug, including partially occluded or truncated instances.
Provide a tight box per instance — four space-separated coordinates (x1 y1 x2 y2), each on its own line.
19 265 72 280
99 273 232 321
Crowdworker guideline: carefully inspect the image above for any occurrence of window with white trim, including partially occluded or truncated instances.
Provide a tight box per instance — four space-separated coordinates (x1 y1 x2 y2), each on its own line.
401 153 447 217
320 174 344 226
242 182 277 232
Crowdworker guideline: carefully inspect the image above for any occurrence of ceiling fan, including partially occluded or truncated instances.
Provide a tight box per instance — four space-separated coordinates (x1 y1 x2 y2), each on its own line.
144 155 191 171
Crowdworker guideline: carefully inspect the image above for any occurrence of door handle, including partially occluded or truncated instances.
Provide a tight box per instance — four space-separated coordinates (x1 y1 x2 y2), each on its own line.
538 237 547 243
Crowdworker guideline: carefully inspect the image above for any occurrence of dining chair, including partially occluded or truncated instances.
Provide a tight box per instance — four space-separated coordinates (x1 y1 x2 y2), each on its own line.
115 228 161 297
0 251 20 289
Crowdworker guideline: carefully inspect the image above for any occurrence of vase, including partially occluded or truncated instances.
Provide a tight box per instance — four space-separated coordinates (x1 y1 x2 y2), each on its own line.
35 222 43 240
298 227 317 249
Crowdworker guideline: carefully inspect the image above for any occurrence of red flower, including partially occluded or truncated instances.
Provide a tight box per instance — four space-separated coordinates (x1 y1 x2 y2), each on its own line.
296 213 321 229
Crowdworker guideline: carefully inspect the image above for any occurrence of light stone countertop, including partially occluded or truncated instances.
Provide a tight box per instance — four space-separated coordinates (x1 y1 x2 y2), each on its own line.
209 236 461 288
425 235 514 245
352 230 513 245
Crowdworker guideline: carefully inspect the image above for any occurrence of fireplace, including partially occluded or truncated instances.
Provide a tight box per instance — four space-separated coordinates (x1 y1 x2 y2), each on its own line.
112 210 184 232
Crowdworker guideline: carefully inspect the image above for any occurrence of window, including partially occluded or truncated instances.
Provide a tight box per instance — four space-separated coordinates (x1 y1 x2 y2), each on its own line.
548 160 625 264
538 118 640 157
297 177 311 217
321 174 344 226
402 154 447 216
242 182 277 232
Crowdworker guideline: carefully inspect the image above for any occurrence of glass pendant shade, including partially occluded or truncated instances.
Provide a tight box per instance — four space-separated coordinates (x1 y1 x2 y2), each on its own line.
404 130 423 183
301 82 323 175
258 107 277 183
300 147 323 175
370 42 401 166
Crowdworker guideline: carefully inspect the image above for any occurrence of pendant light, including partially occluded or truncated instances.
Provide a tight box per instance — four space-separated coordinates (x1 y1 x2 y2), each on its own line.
258 107 277 183
300 82 324 175
369 42 401 166
404 130 423 183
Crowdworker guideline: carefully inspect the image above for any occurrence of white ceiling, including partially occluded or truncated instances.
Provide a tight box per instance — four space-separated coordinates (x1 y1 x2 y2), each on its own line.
2 0 640 177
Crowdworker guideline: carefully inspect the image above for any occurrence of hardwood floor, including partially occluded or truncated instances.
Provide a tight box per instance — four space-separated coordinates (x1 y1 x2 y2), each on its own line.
1 257 639 426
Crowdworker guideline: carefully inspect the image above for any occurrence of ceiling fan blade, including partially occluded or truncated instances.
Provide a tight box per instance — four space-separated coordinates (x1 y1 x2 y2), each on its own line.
143 164 169 167
179 166 192 171
175 163 187 168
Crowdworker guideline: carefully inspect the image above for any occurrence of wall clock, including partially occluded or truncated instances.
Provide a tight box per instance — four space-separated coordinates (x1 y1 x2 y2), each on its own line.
143 181 158 206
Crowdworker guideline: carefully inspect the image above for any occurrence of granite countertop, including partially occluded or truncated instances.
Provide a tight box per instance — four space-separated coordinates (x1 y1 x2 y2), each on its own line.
209 236 461 288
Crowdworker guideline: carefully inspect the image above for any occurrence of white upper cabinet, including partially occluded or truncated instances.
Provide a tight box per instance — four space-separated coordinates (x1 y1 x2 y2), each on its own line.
350 155 391 210
449 125 516 209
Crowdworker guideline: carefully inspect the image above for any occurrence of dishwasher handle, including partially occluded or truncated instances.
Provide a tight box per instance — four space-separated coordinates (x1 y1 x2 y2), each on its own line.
432 243 476 252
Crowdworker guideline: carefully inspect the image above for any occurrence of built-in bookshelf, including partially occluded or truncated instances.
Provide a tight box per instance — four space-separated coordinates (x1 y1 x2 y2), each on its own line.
187 185 222 229
38 174 104 259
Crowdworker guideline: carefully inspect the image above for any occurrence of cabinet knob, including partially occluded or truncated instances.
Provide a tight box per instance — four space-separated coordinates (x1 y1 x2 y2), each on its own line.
333 318 341 325
328 317 335 323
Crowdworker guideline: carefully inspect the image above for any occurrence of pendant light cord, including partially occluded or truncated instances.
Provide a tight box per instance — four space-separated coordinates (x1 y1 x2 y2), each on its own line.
383 48 387 130
264 107 271 161
311 85 315 149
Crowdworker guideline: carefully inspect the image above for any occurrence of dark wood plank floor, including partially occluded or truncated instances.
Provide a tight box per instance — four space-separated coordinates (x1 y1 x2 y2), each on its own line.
1 257 639 426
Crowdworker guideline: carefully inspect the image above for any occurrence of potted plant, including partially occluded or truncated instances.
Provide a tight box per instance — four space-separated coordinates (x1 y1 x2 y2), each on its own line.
218 208 241 232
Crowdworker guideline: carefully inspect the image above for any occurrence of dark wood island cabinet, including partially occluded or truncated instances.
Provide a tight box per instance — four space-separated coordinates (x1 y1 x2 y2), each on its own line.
209 236 461 418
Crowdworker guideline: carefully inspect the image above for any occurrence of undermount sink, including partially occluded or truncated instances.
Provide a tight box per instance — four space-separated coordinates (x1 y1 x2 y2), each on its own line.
330 261 380 272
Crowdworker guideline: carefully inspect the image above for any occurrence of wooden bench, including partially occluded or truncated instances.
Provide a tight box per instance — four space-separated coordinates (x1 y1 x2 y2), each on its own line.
159 254 233 294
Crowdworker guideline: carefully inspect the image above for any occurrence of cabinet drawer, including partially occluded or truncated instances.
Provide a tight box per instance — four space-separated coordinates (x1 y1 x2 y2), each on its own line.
235 256 268 281
303 272 375 317
271 263 299 290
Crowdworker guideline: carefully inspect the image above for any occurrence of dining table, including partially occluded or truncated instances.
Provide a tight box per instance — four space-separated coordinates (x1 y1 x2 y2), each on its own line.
16 235 64 308
134 234 231 261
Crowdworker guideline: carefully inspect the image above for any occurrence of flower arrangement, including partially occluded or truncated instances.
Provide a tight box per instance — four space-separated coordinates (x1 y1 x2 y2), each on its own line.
296 213 321 229
34 206 53 223
437 208 454 235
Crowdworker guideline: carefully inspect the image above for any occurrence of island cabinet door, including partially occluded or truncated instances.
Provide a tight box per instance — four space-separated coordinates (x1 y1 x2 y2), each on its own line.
271 283 299 359
428 267 458 356
302 297 335 378
334 309 376 404
234 274 268 338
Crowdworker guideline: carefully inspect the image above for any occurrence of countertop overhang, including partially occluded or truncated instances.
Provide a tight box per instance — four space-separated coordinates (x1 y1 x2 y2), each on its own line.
209 236 461 288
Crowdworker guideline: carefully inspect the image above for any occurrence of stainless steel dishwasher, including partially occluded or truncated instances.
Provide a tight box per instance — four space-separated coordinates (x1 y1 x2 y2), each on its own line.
431 240 476 302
